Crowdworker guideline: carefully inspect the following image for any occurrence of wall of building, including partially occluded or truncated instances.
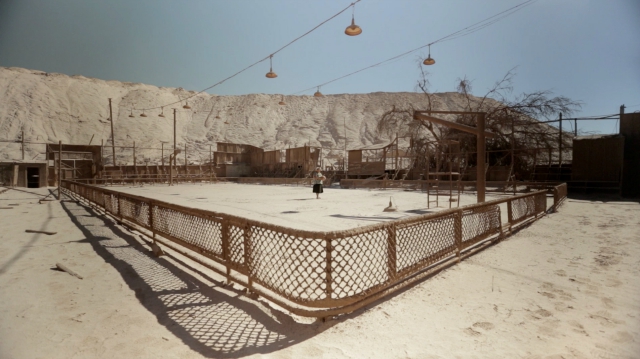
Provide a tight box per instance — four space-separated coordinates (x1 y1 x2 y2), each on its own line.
0 162 48 187
620 112 640 196
571 135 624 182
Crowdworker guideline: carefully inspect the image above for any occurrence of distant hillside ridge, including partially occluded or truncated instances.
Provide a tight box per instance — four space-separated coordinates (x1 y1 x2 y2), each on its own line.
0 66 496 165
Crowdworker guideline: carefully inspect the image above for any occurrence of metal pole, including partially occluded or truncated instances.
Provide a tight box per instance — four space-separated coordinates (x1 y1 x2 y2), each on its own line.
558 113 563 165
169 155 173 186
173 108 177 185
344 117 348 178
109 98 116 166
133 141 136 167
21 130 24 160
511 117 515 194
574 119 577 137
477 113 486 203
184 143 187 170
161 142 164 167
619 105 625 134
58 140 62 199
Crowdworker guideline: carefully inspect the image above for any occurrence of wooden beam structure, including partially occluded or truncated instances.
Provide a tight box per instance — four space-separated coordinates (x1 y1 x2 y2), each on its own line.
413 110 497 203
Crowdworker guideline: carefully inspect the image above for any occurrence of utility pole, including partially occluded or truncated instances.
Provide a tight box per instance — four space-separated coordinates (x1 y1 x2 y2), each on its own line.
210 144 213 182
173 108 177 183
344 117 348 177
58 140 62 199
619 105 625 134
477 113 486 202
558 113 563 165
161 142 164 167
109 98 116 166
21 130 25 160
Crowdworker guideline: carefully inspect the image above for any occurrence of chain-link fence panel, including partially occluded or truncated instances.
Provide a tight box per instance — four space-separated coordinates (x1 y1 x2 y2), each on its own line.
396 212 458 275
461 205 501 249
330 228 389 300
248 225 328 303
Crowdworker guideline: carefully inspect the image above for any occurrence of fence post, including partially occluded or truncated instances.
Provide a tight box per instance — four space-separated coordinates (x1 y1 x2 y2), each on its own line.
455 210 463 263
149 200 155 242
221 219 231 285
507 200 513 224
325 234 333 298
243 222 253 292
553 186 559 213
117 193 123 223
386 225 397 281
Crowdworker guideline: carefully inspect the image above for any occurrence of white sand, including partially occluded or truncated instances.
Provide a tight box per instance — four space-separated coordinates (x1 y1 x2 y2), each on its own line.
1 186 638 358
108 182 517 231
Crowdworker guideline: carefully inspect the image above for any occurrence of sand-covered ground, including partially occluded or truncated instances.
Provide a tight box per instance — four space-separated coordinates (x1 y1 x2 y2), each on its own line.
107 182 523 230
0 185 638 359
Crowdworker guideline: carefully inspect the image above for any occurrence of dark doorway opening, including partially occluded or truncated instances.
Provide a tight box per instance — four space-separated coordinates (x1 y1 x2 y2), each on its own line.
27 167 40 188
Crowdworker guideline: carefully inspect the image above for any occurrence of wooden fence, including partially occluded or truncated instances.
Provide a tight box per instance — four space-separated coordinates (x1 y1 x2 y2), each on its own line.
61 180 567 317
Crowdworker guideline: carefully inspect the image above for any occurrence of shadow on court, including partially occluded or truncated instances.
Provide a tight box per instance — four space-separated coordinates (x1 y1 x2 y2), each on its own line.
59 194 333 358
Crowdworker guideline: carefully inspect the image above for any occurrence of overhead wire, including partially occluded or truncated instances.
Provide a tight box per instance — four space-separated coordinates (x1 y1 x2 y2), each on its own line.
134 0 361 112
293 0 538 95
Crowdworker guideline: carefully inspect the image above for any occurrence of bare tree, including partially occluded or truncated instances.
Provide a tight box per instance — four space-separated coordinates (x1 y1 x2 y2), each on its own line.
377 68 582 179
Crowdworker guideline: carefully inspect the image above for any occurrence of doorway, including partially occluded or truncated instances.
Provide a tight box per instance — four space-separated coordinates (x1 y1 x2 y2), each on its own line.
27 167 40 188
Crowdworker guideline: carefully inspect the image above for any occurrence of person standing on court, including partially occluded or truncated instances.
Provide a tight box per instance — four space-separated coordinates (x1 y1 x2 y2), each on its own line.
312 167 326 199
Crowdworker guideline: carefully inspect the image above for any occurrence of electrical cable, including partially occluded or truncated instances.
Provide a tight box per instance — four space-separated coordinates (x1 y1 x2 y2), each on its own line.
293 0 538 95
134 0 361 112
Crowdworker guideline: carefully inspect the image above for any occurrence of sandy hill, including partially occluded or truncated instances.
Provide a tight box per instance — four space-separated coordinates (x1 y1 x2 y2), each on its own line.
0 66 487 165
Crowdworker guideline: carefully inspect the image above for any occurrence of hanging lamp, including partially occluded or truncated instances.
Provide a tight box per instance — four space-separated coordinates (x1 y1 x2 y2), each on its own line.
423 44 436 65
183 100 191 109
314 86 323 97
344 4 362 36
159 107 165 117
278 95 286 105
128 109 134 118
140 110 147 117
266 55 278 78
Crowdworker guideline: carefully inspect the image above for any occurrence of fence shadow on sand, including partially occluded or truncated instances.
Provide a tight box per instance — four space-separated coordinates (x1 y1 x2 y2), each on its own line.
59 195 331 358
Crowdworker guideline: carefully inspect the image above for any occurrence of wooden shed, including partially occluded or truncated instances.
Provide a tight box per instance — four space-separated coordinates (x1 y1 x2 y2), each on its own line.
0 161 48 188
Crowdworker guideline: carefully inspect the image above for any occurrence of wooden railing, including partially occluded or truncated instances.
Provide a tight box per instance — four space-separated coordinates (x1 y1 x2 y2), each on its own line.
61 180 567 317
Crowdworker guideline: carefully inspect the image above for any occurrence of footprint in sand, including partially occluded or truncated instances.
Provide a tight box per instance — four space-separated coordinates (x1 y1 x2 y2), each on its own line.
554 269 567 277
472 322 494 331
463 327 482 336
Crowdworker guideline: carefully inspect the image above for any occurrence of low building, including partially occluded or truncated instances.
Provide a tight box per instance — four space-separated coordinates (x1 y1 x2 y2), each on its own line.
0 161 48 188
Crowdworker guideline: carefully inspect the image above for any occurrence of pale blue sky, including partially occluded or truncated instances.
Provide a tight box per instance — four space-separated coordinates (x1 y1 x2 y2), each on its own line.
1 0 638 134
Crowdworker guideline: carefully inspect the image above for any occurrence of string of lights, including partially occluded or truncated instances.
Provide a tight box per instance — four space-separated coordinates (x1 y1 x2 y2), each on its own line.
293 0 538 95
134 0 362 113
